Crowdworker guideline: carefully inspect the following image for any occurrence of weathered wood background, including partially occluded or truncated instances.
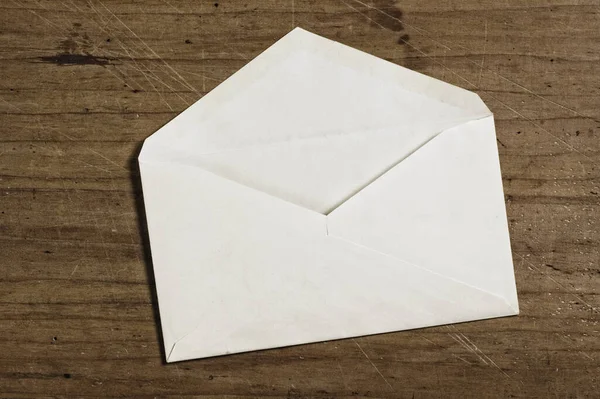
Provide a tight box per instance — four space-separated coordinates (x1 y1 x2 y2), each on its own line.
1 0 598 397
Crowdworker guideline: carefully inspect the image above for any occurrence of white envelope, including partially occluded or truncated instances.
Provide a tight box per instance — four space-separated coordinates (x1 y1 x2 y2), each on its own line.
139 28 519 363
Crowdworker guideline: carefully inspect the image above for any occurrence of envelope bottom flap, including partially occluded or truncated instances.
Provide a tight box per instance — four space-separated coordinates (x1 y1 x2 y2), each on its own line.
168 306 515 362
164 237 516 362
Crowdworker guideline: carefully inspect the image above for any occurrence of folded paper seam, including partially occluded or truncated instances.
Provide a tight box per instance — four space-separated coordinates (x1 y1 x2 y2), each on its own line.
325 230 520 314
140 116 493 217
152 115 489 158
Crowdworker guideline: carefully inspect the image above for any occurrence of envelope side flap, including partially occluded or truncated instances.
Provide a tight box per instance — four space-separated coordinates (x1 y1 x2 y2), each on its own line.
327 116 519 307
138 158 327 359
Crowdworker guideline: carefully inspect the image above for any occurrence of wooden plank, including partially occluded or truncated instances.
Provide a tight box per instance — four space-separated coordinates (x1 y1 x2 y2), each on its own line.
0 0 598 397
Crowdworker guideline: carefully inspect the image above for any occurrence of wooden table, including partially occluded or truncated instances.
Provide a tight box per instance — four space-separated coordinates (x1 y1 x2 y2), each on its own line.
1 1 598 397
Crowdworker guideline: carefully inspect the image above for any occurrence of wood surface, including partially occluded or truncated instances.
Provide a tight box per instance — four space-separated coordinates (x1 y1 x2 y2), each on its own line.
1 0 599 398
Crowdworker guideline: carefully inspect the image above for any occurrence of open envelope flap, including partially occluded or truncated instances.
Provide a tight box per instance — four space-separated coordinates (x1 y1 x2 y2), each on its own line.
143 28 490 153
139 28 491 214
140 158 517 362
327 116 519 310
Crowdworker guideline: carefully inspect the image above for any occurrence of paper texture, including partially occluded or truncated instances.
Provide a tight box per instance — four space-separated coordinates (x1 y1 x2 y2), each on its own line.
139 27 519 362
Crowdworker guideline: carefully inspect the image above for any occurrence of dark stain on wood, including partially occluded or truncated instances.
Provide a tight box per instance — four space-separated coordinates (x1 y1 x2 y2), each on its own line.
38 20 110 66
369 0 404 32
37 53 114 66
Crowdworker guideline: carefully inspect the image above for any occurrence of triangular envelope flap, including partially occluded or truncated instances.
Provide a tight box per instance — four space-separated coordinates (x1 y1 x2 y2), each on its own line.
140 27 491 214
141 27 490 159
139 157 515 363
327 116 519 309
139 159 326 358
164 47 483 155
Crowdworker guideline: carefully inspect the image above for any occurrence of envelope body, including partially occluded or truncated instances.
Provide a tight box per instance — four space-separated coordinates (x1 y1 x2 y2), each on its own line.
139 28 519 362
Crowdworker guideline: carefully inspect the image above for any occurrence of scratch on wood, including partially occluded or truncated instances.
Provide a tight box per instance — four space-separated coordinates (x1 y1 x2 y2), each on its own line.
98 12 197 105
448 328 516 382
69 263 80 277
62 1 151 91
0 96 25 113
459 333 516 382
97 0 200 94
86 148 127 172
115 43 181 109
74 159 111 173
353 339 394 391
161 0 180 14
516 253 598 312
486 95 594 161
88 0 188 92
202 49 206 92
420 334 477 366
454 355 474 365
79 0 185 98
448 333 489 365
478 19 487 85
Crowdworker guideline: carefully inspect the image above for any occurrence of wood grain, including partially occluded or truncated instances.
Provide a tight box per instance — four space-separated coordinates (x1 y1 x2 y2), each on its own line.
0 0 598 397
